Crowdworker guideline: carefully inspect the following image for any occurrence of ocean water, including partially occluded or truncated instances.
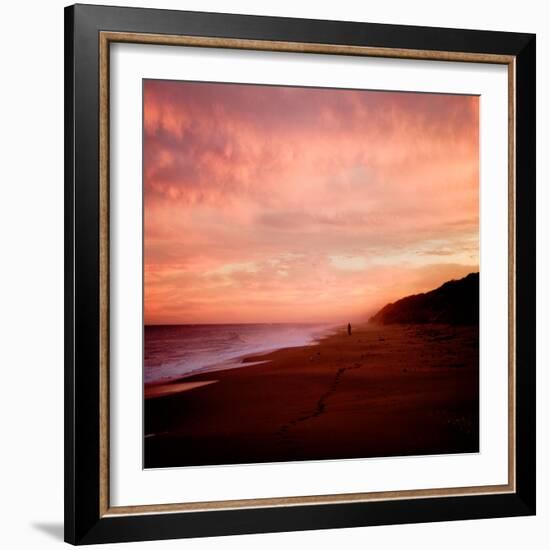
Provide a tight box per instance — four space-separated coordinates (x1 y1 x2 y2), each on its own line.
144 323 338 385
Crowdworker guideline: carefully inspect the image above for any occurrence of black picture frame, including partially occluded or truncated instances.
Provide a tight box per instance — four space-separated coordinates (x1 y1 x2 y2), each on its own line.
65 3 536 545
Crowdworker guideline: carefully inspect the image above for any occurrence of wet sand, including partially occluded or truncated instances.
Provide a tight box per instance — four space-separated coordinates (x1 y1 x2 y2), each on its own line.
144 323 479 468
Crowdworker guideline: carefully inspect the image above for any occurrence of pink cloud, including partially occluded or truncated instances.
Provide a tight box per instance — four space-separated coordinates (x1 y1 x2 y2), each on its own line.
143 80 479 324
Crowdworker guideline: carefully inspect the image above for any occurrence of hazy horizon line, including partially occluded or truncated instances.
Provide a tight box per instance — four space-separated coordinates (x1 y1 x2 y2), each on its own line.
144 320 352 327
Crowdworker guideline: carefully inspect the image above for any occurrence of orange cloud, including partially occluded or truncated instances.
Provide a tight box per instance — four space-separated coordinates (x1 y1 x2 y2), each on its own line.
143 80 479 324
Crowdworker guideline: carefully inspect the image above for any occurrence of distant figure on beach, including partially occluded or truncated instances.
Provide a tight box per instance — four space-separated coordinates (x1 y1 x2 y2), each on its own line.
347 323 352 336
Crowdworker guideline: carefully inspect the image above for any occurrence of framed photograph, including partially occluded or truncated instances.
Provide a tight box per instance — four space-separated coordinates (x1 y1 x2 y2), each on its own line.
64 3 536 545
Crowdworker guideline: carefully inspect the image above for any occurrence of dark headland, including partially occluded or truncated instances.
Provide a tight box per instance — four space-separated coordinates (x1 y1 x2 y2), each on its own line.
144 273 480 468
370 272 479 325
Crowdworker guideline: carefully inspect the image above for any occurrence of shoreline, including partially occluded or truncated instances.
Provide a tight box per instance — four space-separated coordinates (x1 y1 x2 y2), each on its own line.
145 322 479 468
144 323 343 388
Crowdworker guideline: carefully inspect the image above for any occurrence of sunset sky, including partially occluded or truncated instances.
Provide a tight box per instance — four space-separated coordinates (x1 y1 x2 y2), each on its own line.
143 80 479 325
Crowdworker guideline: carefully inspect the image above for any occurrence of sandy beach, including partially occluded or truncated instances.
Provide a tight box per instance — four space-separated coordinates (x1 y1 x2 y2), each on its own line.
144 322 479 468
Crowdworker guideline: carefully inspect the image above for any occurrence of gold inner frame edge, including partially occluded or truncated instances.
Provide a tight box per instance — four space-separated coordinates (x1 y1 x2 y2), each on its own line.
98 31 516 517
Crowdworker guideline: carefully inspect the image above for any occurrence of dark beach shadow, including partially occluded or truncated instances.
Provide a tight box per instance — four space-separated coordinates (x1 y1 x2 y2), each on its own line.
31 522 64 541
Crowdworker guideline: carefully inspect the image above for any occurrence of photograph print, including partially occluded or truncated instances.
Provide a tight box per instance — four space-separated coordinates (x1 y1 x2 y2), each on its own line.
143 79 480 469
